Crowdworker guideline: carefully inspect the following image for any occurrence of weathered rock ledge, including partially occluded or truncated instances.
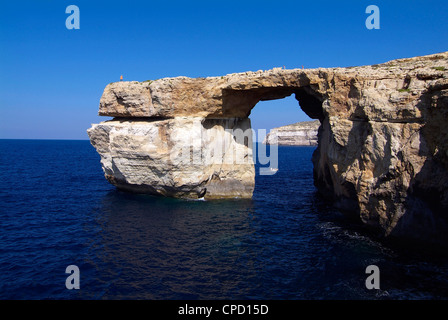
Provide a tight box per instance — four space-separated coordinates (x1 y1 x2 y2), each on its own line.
263 120 319 146
88 51 448 245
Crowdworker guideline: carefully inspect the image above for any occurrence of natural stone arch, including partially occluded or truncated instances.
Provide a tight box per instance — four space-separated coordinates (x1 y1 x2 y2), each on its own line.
89 51 448 245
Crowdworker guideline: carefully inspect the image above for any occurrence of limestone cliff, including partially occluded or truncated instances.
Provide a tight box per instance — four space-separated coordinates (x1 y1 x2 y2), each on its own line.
88 51 448 245
88 117 254 199
263 120 319 146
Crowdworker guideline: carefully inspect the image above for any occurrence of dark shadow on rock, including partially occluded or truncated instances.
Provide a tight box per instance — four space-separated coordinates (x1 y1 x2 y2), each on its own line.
391 85 448 247
294 87 325 121
312 86 370 225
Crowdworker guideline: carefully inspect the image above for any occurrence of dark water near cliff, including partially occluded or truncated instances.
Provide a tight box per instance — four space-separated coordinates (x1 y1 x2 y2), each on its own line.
1 139 448 300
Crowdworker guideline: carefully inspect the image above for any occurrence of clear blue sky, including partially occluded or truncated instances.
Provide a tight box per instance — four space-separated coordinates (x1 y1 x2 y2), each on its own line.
1 0 447 139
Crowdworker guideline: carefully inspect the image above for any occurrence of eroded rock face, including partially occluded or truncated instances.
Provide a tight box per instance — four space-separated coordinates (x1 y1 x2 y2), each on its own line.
263 120 320 146
310 54 448 245
88 117 254 199
89 52 448 245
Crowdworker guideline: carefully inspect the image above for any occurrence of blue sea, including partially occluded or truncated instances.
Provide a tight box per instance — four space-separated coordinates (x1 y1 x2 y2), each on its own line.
1 139 448 300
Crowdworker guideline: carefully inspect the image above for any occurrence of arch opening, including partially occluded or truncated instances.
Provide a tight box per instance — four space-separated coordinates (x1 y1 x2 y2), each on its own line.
249 94 314 143
248 90 324 180
247 92 323 204
221 86 325 121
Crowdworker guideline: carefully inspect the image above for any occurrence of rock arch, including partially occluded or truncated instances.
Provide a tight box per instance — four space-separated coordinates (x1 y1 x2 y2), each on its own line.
88 52 448 245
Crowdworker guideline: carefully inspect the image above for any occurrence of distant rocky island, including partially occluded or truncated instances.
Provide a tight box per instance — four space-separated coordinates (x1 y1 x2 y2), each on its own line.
263 120 320 146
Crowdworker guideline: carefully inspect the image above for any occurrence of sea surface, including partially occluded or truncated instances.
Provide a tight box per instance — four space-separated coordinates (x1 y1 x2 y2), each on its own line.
1 139 448 300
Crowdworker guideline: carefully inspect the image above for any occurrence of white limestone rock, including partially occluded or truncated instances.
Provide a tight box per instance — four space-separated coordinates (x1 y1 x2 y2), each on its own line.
88 117 255 199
